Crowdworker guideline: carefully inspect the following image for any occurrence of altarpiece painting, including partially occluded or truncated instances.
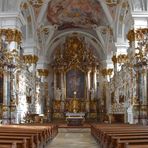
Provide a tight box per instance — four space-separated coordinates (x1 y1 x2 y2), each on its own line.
66 69 85 99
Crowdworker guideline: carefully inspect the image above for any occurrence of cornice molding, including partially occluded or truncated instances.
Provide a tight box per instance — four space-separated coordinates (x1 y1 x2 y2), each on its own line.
115 42 129 48
132 12 148 18
0 12 26 26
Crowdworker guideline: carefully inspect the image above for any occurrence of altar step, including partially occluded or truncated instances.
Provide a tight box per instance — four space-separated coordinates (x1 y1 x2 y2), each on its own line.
58 127 91 133
58 123 91 128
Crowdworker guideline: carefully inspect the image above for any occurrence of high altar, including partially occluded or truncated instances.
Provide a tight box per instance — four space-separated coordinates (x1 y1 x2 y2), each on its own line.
51 35 99 121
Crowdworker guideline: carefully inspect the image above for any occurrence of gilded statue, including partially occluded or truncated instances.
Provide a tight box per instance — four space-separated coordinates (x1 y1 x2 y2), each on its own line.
70 91 80 113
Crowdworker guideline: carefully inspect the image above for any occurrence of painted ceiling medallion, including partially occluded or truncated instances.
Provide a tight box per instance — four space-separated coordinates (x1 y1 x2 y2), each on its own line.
47 0 107 29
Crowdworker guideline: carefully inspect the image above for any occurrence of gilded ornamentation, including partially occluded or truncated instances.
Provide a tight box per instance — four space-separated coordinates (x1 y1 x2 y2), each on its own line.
106 0 119 7
101 68 113 77
53 100 61 112
132 96 139 105
52 36 99 72
20 2 28 9
112 55 118 64
0 29 22 44
2 104 8 112
37 69 49 77
117 54 128 64
101 69 108 77
69 93 80 113
23 55 38 64
127 28 148 45
28 0 44 8
111 102 125 113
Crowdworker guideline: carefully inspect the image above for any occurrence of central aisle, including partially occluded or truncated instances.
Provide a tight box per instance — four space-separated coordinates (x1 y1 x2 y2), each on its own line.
46 130 99 148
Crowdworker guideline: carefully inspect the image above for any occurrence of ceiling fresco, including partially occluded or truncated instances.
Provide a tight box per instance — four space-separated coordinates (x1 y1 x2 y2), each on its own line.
47 0 108 29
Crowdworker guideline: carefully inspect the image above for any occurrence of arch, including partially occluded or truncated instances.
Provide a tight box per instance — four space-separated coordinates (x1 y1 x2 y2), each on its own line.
20 0 36 41
115 0 132 42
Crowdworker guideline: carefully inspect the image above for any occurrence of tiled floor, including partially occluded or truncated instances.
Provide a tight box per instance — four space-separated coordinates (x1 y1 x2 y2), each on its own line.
45 132 99 148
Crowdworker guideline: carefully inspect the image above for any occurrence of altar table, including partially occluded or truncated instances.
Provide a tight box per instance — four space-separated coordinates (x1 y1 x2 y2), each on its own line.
65 112 85 126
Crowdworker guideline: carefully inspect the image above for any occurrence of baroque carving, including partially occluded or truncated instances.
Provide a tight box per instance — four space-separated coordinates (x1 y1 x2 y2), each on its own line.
101 68 113 77
106 0 120 7
37 69 49 77
52 36 99 72
127 28 148 45
111 102 125 113
28 0 44 8
23 55 38 64
112 55 118 64
0 29 22 44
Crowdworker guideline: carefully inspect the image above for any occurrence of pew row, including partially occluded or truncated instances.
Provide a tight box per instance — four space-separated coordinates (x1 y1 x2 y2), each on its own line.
91 124 148 148
0 124 58 148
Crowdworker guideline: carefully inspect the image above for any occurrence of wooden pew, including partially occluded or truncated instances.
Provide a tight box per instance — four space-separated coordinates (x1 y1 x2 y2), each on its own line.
91 124 148 148
0 136 33 148
104 133 148 148
116 139 148 148
0 145 13 148
0 139 26 148
0 124 58 148
0 129 41 148
126 145 148 148
0 132 36 148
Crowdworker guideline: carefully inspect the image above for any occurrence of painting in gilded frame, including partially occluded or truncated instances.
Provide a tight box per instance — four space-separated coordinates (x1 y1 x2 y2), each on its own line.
66 69 85 99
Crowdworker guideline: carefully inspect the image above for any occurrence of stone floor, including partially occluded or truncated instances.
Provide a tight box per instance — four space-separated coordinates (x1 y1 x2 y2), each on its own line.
45 131 99 148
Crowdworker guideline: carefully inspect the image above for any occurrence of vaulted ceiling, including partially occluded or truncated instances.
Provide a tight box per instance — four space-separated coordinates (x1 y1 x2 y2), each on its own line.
47 0 108 29
19 0 131 65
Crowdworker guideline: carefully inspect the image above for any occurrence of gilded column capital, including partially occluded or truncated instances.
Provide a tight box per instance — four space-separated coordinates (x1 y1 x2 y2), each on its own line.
127 28 148 44
0 29 22 43
112 55 118 64
101 68 113 77
107 68 113 76
117 54 128 64
23 55 38 64
37 69 49 77
101 68 108 77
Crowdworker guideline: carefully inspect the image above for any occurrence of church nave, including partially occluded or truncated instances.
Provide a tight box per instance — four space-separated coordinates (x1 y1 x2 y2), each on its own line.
0 0 148 147
45 131 99 148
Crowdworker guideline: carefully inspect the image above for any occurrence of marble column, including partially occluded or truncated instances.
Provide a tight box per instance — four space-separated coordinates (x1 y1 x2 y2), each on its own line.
54 71 57 99
61 70 64 100
37 69 49 115
93 67 97 99
86 70 91 113
60 70 65 113
2 66 9 124
63 72 66 100
0 28 22 124
87 70 91 99
142 69 147 104
23 55 38 114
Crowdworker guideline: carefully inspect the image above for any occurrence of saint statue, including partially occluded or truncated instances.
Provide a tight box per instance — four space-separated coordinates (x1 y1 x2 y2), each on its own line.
70 91 80 113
